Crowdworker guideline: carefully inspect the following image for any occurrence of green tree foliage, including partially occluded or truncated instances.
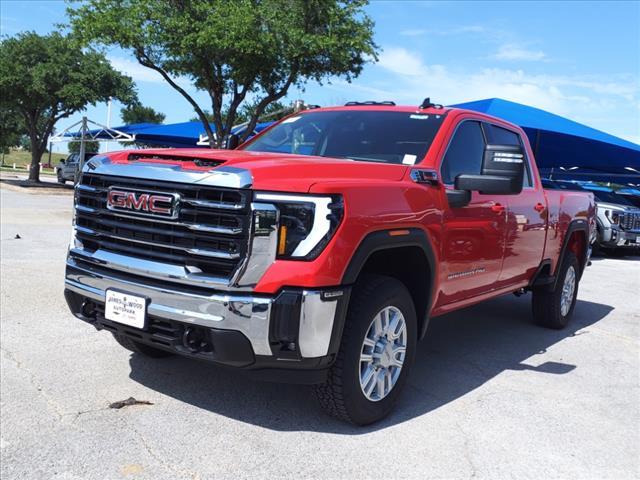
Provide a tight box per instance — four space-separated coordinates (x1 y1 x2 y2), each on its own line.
0 32 136 181
68 140 100 154
121 103 166 125
68 0 378 147
0 107 23 154
189 100 289 125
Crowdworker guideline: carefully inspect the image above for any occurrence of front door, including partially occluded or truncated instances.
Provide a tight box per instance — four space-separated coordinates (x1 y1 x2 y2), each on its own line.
437 120 508 305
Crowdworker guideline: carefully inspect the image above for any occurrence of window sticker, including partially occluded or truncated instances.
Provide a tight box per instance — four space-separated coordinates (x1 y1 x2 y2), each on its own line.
281 116 301 124
410 114 430 120
402 154 418 165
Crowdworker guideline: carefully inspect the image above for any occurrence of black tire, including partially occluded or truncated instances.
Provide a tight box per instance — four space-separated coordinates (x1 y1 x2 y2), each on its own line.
57 170 65 184
314 275 417 425
112 333 173 358
532 252 580 329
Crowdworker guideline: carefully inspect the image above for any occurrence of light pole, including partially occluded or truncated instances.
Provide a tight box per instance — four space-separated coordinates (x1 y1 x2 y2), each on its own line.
75 116 88 183
105 98 112 153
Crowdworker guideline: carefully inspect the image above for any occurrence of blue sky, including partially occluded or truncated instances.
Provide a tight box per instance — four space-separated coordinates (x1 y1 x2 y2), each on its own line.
2 0 639 153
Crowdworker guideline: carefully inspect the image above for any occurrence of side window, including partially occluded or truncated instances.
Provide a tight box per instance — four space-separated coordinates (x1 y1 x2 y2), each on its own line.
441 121 485 185
485 124 533 188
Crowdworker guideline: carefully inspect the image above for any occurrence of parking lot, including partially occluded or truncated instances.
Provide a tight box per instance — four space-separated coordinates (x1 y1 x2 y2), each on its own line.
1 183 639 479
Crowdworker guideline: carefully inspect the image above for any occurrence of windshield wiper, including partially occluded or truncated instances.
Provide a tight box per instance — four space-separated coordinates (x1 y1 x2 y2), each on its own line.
328 155 390 163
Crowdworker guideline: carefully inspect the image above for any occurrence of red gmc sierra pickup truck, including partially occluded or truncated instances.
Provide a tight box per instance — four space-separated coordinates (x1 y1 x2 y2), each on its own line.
64 100 595 424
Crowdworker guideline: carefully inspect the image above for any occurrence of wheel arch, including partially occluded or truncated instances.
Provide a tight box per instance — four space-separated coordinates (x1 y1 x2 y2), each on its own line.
558 220 589 280
528 219 590 290
342 228 436 340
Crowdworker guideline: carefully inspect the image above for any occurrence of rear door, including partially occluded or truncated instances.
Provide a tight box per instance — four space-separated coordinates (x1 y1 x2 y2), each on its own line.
438 120 508 305
485 123 547 284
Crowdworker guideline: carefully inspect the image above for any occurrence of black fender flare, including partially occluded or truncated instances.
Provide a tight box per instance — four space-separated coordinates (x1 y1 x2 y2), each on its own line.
555 219 589 282
342 228 436 339
528 219 589 291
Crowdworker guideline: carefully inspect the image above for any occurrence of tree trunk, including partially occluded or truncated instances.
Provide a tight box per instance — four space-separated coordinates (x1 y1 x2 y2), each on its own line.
28 148 42 182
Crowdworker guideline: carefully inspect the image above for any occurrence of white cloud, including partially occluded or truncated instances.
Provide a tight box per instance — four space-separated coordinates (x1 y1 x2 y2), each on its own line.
108 56 167 84
493 44 547 61
378 47 429 76
366 47 640 142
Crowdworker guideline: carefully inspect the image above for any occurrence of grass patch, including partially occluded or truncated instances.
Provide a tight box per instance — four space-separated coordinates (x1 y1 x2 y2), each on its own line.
0 149 67 169
0 166 56 176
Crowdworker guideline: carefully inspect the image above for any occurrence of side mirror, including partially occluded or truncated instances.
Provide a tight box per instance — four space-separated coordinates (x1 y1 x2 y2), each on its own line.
225 134 240 150
458 144 525 194
59 159 65 164
447 144 525 208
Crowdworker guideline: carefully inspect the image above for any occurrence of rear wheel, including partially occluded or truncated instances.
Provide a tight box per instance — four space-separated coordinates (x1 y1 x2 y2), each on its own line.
532 252 579 329
314 275 417 425
112 333 173 358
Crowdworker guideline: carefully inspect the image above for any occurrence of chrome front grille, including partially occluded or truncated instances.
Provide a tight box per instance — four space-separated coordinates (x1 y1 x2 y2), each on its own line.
73 174 251 279
620 212 640 231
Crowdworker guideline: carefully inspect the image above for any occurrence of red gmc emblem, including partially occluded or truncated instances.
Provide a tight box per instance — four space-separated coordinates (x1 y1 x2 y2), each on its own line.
106 189 179 218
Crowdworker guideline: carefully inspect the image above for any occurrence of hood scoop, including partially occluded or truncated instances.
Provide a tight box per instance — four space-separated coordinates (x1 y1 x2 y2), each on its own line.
127 152 225 167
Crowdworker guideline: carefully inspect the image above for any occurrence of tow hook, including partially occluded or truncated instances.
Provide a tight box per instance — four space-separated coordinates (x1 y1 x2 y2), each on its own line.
182 326 212 354
80 300 97 319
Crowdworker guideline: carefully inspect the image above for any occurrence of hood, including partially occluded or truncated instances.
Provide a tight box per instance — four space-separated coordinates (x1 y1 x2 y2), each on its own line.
211 150 408 192
596 201 639 213
103 148 408 192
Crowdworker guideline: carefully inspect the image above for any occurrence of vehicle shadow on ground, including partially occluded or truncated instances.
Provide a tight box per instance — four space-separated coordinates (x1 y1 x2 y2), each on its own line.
128 294 613 434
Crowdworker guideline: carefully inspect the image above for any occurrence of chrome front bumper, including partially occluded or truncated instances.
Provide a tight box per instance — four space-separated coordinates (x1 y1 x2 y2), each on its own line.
602 228 640 248
65 256 343 360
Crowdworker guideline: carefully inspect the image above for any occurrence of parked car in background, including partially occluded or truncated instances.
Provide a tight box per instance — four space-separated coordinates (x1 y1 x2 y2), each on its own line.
580 185 640 253
56 152 98 184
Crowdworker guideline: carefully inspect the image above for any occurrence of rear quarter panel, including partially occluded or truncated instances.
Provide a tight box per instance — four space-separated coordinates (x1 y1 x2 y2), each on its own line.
543 189 595 273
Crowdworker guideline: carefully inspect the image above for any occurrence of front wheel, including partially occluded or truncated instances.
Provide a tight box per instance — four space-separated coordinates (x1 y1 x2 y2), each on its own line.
532 252 580 329
314 275 417 425
57 170 65 184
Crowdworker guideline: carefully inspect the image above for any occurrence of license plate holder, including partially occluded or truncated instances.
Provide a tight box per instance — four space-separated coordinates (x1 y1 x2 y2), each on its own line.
105 289 148 329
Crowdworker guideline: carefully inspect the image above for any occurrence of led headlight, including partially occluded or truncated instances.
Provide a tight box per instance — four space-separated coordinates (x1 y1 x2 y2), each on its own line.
605 209 621 224
254 192 343 259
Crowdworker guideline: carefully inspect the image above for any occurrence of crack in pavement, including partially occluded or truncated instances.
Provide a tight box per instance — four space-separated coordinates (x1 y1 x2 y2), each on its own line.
126 420 201 480
0 346 65 420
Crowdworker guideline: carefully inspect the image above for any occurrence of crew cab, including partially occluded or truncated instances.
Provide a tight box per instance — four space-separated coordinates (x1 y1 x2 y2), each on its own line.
64 101 596 424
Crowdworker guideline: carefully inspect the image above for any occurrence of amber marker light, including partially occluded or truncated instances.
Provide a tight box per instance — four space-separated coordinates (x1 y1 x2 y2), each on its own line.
278 225 288 255
388 229 410 236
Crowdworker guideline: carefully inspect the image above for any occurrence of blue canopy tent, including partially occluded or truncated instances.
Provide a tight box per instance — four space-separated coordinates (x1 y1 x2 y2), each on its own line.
451 98 640 186
65 121 273 148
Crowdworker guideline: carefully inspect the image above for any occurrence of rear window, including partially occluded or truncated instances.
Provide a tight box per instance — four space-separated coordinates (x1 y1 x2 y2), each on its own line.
485 123 533 188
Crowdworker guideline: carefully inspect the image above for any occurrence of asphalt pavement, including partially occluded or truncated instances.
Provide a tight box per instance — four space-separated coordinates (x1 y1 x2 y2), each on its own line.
1 184 639 479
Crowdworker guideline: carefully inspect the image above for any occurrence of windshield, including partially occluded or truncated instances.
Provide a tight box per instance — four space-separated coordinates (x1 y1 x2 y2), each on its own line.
620 194 640 208
242 110 445 165
586 189 635 206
